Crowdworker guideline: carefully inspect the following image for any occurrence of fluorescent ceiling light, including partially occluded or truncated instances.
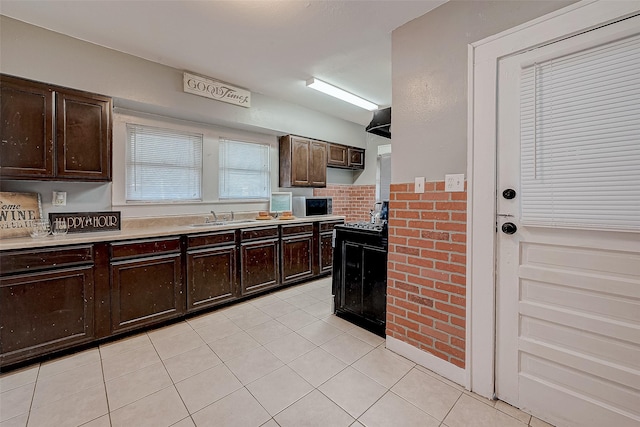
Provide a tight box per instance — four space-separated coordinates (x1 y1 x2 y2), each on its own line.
306 78 378 111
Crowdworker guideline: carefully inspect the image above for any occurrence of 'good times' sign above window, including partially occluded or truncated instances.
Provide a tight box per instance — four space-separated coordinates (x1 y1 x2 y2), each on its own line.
183 72 251 108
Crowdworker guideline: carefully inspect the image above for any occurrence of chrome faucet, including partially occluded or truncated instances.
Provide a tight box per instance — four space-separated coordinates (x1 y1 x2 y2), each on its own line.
230 211 234 221
209 210 218 222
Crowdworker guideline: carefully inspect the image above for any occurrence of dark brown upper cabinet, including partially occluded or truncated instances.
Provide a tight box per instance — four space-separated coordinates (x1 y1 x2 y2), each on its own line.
0 74 112 181
327 143 365 170
279 135 327 187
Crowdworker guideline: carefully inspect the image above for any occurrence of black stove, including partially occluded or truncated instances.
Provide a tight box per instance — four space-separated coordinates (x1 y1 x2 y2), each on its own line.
332 221 388 337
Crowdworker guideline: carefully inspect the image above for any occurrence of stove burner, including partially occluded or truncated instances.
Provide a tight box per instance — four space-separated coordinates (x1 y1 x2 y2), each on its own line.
339 222 387 232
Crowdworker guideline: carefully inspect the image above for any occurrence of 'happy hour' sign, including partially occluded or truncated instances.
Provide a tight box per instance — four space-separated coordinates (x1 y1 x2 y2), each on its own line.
49 211 121 233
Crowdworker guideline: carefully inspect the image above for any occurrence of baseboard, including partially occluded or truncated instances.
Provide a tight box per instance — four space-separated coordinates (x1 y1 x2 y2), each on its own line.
386 336 467 388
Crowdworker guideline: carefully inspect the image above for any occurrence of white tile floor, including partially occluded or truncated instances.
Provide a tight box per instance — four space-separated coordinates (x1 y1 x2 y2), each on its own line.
0 277 554 427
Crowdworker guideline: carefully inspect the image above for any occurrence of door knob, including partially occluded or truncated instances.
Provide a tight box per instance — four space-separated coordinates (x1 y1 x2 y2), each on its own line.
502 189 516 199
501 222 517 235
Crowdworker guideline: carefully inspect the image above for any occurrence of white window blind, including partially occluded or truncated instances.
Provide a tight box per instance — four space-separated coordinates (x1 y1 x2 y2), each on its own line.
520 34 640 231
126 124 203 202
219 139 270 199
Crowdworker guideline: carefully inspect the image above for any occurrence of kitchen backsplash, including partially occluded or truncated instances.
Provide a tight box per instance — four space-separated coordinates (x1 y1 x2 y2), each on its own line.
314 184 376 222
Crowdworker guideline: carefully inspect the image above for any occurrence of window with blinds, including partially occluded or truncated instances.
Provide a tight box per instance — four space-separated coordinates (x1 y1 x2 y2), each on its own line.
520 33 640 231
126 124 203 202
219 139 270 199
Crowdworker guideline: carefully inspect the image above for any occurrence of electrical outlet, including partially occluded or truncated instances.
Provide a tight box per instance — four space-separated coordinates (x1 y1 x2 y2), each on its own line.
445 174 465 192
414 176 425 193
52 191 67 206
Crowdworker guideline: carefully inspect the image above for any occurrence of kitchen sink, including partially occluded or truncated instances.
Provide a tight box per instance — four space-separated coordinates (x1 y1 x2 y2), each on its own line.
189 219 258 227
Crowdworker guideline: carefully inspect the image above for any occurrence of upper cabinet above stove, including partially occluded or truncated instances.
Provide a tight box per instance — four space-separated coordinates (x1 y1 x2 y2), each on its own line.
0 74 112 182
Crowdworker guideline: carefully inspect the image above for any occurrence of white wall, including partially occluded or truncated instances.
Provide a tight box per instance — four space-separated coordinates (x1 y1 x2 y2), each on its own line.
0 16 377 217
391 0 576 183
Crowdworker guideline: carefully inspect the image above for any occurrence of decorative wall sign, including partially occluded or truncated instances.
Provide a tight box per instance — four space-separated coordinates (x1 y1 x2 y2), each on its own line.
49 211 121 234
183 72 251 108
0 192 43 239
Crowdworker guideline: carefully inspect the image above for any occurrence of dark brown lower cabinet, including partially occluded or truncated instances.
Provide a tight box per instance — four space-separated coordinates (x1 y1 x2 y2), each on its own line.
281 223 314 284
109 238 183 334
186 230 237 312
240 226 279 296
319 220 343 275
0 246 95 367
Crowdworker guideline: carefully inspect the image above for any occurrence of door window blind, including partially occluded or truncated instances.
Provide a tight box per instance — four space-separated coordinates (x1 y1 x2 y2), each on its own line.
219 139 270 199
126 124 203 202
520 34 640 231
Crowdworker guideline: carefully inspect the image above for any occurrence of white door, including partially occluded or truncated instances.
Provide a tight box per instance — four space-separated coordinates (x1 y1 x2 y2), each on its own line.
495 17 640 427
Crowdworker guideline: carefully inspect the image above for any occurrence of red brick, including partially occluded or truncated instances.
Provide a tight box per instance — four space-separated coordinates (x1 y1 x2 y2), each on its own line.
396 245 420 256
389 219 407 228
450 192 467 201
395 281 419 294
407 311 435 327
451 295 466 307
408 220 435 230
451 254 466 265
421 231 450 241
435 301 466 318
435 282 466 296
451 234 467 243
408 238 436 249
435 261 466 275
451 212 467 222
396 210 421 219
397 193 423 201
420 211 450 220
451 274 466 285
435 242 466 254
391 183 409 192
388 287 406 299
407 275 435 288
387 271 407 282
407 201 435 211
435 321 465 339
423 182 436 191
421 269 450 281
388 305 407 317
396 228 421 238
420 288 449 301
408 293 434 307
435 341 465 360
435 222 466 232
420 307 449 322
396 299 420 313
407 330 435 347
397 264 421 277
407 256 434 269
396 316 420 331
420 249 449 261
386 322 406 335
428 348 451 363
435 202 466 211
388 253 407 263
421 191 450 201
451 336 466 351
435 182 445 191
419 325 450 343
389 236 407 245
451 315 466 328
390 201 407 210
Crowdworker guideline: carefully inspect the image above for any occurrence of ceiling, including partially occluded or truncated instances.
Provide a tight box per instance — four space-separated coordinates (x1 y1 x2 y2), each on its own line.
0 0 446 126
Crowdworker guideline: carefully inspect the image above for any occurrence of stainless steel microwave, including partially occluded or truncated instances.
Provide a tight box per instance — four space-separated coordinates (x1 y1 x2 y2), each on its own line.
292 196 333 217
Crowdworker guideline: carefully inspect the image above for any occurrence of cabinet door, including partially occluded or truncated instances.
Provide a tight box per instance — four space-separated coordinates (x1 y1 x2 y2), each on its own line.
0 266 94 366
281 234 314 284
0 76 55 178
56 90 112 181
327 144 348 167
347 147 365 169
240 239 279 296
110 253 183 333
187 245 237 312
291 137 311 186
309 140 327 186
319 231 335 275
361 246 387 323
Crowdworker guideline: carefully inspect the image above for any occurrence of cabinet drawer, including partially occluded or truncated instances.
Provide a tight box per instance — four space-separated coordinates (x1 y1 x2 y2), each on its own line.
240 226 279 241
281 223 313 237
187 230 236 249
0 245 93 275
110 238 181 260
320 220 343 232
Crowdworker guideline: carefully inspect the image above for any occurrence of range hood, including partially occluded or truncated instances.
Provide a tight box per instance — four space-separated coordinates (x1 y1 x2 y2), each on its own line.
366 107 391 139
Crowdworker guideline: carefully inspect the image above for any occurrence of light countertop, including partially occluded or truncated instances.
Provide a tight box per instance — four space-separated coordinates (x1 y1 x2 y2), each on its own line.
0 214 345 251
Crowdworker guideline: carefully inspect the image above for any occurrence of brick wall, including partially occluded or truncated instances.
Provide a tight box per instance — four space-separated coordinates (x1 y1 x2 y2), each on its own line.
386 181 467 368
314 184 376 222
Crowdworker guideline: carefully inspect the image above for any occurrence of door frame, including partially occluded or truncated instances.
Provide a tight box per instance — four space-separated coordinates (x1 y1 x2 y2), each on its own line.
466 0 640 399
